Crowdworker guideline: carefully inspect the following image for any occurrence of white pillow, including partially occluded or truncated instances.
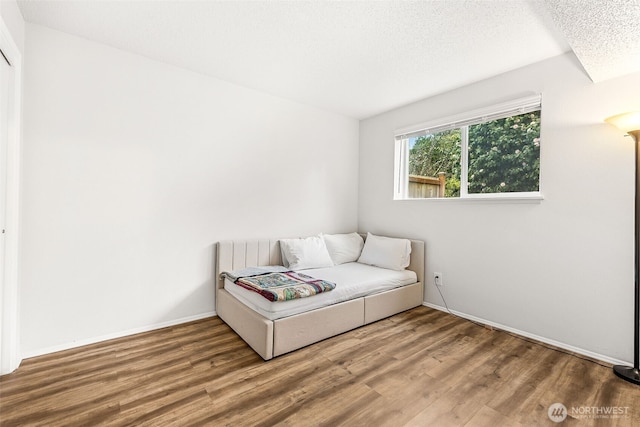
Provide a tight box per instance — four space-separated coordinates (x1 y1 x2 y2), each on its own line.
279 235 334 270
357 232 411 271
322 232 364 265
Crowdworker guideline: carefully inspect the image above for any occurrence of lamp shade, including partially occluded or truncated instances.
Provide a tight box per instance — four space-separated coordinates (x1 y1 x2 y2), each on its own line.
605 111 640 133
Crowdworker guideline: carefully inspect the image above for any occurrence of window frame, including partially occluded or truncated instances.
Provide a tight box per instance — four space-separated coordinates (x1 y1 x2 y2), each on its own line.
393 94 543 201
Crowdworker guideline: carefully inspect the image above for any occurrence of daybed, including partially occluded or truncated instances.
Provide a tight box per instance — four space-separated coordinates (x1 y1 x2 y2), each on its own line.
215 233 425 360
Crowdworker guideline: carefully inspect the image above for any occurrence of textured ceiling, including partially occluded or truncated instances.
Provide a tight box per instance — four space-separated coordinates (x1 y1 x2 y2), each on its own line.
544 0 640 83
15 0 638 119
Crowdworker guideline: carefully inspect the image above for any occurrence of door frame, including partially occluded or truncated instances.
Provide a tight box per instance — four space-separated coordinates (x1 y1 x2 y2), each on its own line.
0 14 22 375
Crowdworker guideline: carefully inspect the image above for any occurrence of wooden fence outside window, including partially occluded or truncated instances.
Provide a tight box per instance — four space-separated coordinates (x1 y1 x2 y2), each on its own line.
408 173 446 198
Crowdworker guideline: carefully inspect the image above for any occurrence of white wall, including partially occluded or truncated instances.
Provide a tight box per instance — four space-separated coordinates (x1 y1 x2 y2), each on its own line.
20 24 359 357
359 53 640 364
0 0 24 52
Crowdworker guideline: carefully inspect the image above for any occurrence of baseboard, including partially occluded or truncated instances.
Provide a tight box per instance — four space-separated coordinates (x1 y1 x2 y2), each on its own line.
422 302 628 367
21 311 217 360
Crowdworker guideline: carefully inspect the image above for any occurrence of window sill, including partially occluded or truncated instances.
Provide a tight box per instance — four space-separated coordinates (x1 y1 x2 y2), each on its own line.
394 192 544 204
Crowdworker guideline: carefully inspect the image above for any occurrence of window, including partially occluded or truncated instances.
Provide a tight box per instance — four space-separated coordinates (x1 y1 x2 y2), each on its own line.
394 95 542 200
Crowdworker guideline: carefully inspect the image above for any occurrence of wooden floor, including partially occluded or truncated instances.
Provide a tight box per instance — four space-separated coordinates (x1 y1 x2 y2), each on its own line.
1 306 640 426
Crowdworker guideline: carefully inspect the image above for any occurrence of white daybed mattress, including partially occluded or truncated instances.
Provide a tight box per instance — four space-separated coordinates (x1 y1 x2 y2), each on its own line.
224 262 417 320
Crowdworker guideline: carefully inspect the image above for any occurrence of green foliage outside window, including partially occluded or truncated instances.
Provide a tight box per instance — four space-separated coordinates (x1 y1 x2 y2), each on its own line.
468 112 540 193
409 129 462 197
408 111 540 197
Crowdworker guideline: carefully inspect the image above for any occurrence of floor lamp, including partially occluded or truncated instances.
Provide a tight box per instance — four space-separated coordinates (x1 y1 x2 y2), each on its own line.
606 111 640 385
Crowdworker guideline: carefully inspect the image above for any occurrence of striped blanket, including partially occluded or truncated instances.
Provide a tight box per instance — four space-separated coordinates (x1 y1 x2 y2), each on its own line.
232 270 336 302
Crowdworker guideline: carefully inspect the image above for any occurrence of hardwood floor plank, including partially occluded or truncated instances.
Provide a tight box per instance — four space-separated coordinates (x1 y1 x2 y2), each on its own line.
316 387 386 427
404 395 463 427
2 306 640 427
274 383 376 427
464 405 524 427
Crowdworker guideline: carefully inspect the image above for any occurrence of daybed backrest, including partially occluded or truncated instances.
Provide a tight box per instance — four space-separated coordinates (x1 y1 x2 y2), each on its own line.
216 239 283 290
216 235 425 291
407 239 425 284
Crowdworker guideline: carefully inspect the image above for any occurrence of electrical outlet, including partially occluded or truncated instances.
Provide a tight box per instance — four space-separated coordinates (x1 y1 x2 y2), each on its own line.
434 272 443 286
